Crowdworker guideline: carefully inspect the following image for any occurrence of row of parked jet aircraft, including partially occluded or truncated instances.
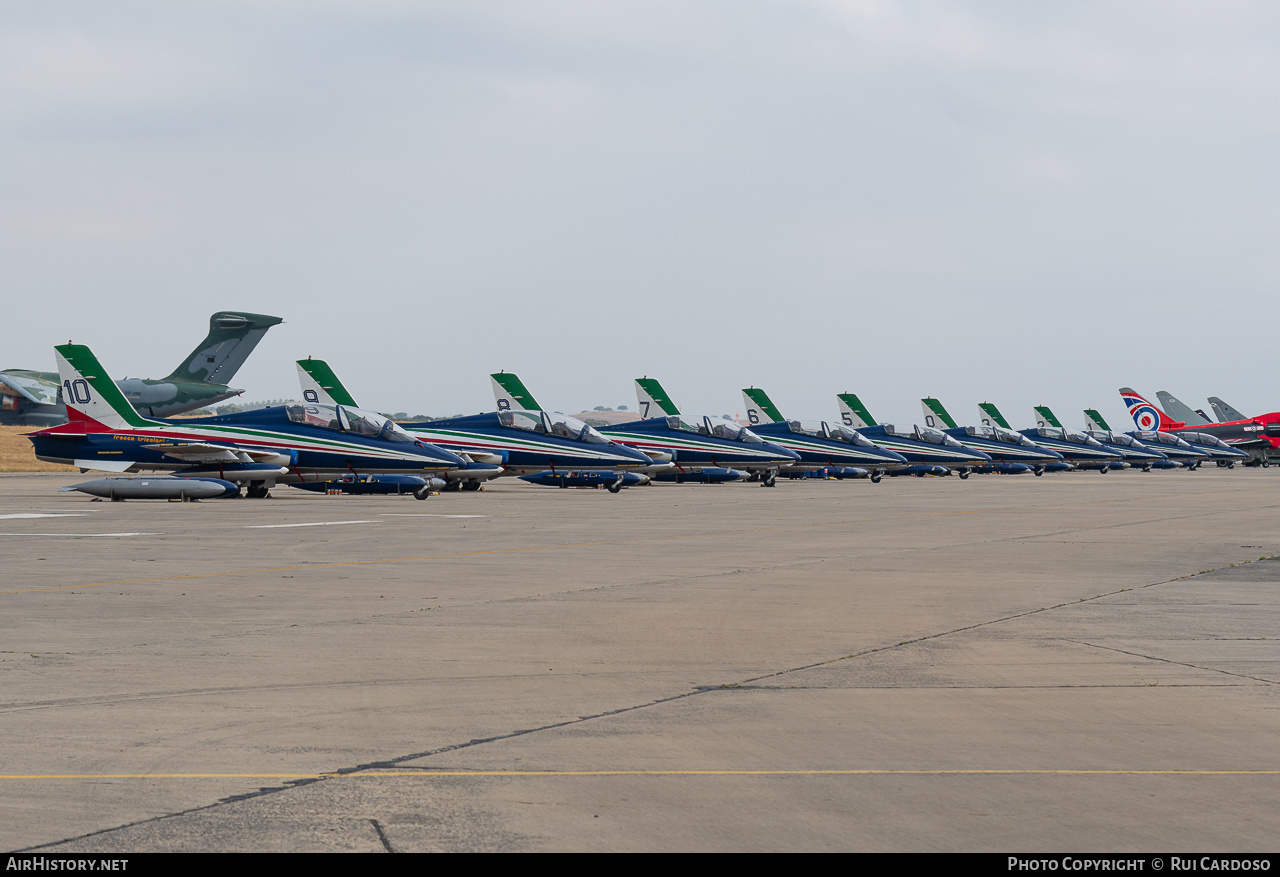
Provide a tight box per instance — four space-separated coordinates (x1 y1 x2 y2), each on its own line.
14 311 1276 500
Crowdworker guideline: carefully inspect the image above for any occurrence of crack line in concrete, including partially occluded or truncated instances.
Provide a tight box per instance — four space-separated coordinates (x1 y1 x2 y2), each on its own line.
20 553 1276 851
1068 640 1280 687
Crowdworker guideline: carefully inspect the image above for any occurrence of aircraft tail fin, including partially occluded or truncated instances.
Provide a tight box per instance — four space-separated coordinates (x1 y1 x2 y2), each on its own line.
1119 387 1180 430
1156 391 1211 426
55 344 150 431
164 311 283 384
1083 409 1111 431
977 402 1011 430
920 397 958 430
490 372 541 412
635 377 680 419
1032 405 1062 429
1208 396 1248 423
741 387 784 425
836 393 875 428
296 359 359 407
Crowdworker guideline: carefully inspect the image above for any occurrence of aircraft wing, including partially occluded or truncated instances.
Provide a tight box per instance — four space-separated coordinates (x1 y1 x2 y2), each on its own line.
147 441 300 467
1223 436 1273 450
0 372 59 407
147 442 260 463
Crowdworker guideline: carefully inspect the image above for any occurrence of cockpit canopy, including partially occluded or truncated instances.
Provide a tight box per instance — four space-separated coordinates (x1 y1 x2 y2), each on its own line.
882 423 962 446
967 424 1039 447
1089 430 1148 448
1134 430 1193 449
498 409 611 444
666 415 763 443
787 420 875 446
286 403 417 443
1180 432 1232 449
1035 427 1100 446
915 425 964 447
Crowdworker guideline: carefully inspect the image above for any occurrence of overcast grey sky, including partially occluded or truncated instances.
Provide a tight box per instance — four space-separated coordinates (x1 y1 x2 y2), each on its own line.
3 1 1277 427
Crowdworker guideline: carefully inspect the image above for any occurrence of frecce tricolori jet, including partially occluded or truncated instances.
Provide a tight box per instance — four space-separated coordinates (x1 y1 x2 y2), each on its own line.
297 360 653 493
833 391 992 477
738 386 908 482
31 344 467 499
917 397 1063 475
492 373 799 486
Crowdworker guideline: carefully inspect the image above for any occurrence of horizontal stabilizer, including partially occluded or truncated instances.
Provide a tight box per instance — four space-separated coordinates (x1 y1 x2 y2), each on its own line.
0 372 59 406
75 459 134 473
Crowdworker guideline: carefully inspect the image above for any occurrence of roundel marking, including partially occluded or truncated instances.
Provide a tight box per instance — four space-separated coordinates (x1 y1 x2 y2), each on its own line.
1133 406 1160 431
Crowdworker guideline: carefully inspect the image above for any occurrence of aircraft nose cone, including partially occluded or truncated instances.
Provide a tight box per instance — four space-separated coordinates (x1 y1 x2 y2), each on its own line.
769 443 801 461
419 442 467 467
622 445 654 465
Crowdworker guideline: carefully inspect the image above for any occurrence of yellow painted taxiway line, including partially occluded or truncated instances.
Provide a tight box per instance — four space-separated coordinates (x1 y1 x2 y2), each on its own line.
3 769 1280 780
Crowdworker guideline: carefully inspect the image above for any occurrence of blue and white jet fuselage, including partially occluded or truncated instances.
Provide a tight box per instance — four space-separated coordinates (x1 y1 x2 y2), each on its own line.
942 425 1064 472
32 402 468 484
856 424 993 472
750 420 909 473
601 415 800 479
400 409 655 477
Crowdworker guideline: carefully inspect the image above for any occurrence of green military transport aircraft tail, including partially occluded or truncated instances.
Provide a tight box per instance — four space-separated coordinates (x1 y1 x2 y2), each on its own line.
0 311 283 425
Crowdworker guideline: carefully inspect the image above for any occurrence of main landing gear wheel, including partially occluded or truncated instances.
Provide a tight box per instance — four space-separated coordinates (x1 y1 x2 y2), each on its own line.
442 481 462 492
958 469 970 480
607 478 624 494
762 471 777 487
1033 466 1045 477
413 486 433 500
246 483 270 499
870 471 882 484
462 480 483 491
1100 465 1109 474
